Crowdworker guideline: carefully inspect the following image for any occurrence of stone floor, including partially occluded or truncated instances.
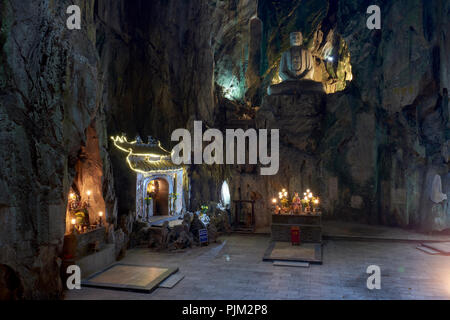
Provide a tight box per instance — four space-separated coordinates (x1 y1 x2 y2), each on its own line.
65 234 450 300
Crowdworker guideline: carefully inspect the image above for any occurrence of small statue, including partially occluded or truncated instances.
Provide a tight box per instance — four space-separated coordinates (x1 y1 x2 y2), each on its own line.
147 136 158 146
430 174 447 203
292 192 302 214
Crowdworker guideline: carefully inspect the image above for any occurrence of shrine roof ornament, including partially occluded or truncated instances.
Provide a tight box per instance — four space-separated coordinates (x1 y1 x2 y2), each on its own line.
111 134 182 174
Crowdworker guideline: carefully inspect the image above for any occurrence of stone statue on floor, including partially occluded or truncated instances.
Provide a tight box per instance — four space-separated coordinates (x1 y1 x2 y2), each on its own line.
268 31 324 95
430 174 447 203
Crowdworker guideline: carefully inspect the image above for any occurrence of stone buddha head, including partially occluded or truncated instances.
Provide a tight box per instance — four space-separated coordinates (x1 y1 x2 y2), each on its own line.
290 31 303 47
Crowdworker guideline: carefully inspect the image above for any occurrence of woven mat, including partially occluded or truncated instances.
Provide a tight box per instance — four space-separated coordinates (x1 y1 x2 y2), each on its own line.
263 241 322 264
82 263 178 293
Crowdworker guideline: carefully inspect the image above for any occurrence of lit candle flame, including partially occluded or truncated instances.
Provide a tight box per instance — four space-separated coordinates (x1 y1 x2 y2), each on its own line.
71 218 76 225
99 211 103 217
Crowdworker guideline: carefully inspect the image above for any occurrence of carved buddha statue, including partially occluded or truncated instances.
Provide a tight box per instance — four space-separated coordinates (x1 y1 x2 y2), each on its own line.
268 31 324 95
279 32 314 81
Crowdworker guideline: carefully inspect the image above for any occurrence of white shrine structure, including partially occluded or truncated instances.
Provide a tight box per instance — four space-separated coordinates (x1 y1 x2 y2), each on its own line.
111 135 186 221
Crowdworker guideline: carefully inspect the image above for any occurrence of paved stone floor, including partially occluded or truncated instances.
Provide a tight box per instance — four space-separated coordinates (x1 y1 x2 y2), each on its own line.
65 234 450 300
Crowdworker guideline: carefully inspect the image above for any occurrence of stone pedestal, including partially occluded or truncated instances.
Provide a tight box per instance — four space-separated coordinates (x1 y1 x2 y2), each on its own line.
271 214 322 243
267 79 324 96
63 227 106 260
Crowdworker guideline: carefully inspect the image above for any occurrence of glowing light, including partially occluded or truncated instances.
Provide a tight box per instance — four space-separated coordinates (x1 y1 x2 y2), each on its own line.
272 198 277 204
87 190 92 196
71 218 76 225
326 56 334 62
69 193 75 199
314 199 319 204
99 211 103 217
216 74 244 101
221 181 231 206
111 135 182 174
306 189 310 193
308 193 313 198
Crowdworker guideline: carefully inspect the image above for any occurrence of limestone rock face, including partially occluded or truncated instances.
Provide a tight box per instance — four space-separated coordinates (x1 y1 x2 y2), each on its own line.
0 0 115 299
257 91 326 153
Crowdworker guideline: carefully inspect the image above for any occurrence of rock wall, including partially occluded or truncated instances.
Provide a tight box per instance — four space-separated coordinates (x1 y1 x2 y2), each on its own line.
0 0 116 299
234 0 450 231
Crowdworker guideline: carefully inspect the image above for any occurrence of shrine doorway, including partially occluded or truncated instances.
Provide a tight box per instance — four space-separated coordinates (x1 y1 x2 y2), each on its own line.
146 178 169 216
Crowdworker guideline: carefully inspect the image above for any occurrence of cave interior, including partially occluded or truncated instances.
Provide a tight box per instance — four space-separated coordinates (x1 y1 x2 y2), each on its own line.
0 0 449 300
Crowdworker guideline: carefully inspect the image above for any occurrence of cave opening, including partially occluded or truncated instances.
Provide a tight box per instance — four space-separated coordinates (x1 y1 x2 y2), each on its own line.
65 124 106 234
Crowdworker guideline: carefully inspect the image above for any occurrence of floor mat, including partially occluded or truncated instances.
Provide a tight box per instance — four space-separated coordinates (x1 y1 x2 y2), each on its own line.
263 241 322 264
421 242 450 254
82 263 178 293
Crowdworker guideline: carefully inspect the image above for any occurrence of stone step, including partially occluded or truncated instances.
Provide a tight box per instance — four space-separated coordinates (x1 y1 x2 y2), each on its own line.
272 260 310 268
159 273 185 288
421 242 450 254
416 245 441 255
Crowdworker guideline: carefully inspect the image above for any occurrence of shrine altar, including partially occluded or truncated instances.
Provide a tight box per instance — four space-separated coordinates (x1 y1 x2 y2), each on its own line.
271 212 322 243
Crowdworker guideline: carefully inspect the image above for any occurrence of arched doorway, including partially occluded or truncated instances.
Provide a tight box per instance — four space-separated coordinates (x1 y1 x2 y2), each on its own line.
147 178 169 216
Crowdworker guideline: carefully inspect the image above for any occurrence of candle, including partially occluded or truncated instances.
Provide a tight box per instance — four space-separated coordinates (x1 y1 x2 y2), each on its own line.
99 211 103 217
